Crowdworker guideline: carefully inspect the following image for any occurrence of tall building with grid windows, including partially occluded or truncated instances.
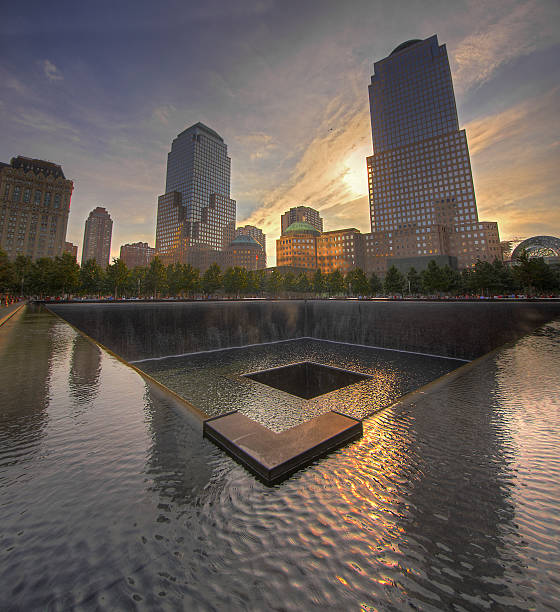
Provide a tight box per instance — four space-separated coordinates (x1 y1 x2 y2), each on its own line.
0 156 73 261
366 36 501 269
82 207 113 267
156 123 236 266
281 206 323 235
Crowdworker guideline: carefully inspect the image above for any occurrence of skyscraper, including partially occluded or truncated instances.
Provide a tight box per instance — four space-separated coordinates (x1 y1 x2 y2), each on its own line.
82 207 113 267
281 206 323 235
366 36 501 268
156 123 236 266
0 156 73 261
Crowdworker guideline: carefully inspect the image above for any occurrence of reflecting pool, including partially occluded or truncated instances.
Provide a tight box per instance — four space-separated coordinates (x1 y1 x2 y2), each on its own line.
136 338 463 431
1 306 559 610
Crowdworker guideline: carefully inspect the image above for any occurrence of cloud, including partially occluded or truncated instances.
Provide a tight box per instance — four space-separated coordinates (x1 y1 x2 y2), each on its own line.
42 59 63 81
466 87 560 240
240 96 372 264
451 0 558 94
152 104 176 125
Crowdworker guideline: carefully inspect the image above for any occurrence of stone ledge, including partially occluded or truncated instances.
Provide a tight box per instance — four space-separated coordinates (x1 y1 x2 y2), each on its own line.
203 410 363 485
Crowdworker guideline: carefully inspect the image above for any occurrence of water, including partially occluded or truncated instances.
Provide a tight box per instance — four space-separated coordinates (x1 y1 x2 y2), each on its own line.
137 338 462 432
1 306 559 610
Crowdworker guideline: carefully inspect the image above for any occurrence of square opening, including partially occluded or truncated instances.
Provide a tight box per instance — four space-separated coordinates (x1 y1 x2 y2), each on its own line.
243 361 371 400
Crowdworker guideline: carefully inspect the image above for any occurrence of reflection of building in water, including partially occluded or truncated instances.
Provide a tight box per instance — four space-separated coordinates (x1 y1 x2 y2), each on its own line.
0 305 53 456
69 334 102 404
386 357 519 608
144 385 216 505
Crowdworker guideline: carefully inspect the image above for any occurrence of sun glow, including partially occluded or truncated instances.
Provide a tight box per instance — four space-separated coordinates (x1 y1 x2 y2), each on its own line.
342 147 370 196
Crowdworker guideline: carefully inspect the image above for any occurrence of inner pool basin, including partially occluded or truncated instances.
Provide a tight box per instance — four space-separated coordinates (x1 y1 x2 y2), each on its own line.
1 301 559 609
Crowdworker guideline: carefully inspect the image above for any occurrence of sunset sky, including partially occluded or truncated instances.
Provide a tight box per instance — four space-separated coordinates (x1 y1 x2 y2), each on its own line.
1 0 558 264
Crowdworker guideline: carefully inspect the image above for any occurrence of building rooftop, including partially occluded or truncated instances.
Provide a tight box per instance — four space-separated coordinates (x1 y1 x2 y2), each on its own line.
285 222 321 236
230 234 261 247
390 39 423 56
177 122 224 143
9 156 66 179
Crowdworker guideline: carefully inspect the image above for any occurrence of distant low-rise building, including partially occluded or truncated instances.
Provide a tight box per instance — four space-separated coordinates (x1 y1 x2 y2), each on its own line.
120 242 155 268
0 156 73 261
225 234 265 270
236 225 266 266
276 222 320 269
64 241 78 260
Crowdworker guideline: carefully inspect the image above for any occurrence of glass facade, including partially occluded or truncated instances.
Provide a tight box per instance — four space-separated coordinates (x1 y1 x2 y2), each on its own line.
161 123 236 255
367 36 501 268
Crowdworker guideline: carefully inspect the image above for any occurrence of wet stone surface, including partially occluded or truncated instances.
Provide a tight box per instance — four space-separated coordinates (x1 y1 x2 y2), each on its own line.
137 339 464 432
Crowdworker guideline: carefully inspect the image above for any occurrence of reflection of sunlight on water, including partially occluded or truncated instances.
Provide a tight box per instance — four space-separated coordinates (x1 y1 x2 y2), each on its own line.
2 309 560 610
494 321 560 585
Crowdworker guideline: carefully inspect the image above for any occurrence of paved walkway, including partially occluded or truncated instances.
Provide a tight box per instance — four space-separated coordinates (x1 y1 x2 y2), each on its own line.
0 302 26 327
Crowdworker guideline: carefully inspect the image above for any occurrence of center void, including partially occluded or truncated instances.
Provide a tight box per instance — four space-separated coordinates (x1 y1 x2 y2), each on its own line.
244 361 371 400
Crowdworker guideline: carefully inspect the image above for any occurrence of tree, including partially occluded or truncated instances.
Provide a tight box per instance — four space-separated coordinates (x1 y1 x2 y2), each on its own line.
295 272 311 294
384 265 405 295
440 265 461 295
369 272 382 295
421 259 443 294
106 258 129 299
79 259 104 296
182 264 201 296
265 269 283 296
283 272 297 295
146 257 167 298
326 269 345 296
223 266 248 297
407 267 422 294
49 253 80 297
247 270 265 295
202 263 222 296
345 268 370 296
166 262 184 297
128 266 146 297
312 269 325 295
12 255 33 296
0 249 14 293
29 258 55 297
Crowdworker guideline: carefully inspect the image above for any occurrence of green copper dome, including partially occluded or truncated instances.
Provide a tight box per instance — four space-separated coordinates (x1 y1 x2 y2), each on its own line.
285 221 321 236
230 234 261 247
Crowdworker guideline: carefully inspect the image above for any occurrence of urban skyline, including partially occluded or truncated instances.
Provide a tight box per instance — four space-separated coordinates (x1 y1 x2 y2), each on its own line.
1 1 558 265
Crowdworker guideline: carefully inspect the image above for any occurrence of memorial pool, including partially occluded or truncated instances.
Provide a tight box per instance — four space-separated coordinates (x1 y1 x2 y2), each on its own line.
1 305 559 609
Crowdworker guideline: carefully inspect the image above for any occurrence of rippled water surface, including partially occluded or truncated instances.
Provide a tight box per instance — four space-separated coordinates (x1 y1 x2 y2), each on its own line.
137 339 462 431
1 306 559 610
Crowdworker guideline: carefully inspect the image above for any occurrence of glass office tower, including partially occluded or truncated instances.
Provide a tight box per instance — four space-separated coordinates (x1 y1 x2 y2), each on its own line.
156 123 236 263
366 36 500 268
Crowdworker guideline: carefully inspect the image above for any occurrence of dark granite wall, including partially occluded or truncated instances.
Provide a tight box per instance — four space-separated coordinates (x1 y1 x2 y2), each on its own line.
48 301 307 361
48 300 560 362
305 300 560 360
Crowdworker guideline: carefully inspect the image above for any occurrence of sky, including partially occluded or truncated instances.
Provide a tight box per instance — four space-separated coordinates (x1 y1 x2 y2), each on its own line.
1 0 559 265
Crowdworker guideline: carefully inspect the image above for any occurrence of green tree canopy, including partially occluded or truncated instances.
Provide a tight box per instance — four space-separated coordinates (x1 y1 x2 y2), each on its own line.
0 249 14 292
202 263 222 295
106 258 129 299
79 259 104 296
223 266 248 297
146 257 167 297
345 268 370 296
326 269 345 296
369 272 383 295
384 265 406 295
